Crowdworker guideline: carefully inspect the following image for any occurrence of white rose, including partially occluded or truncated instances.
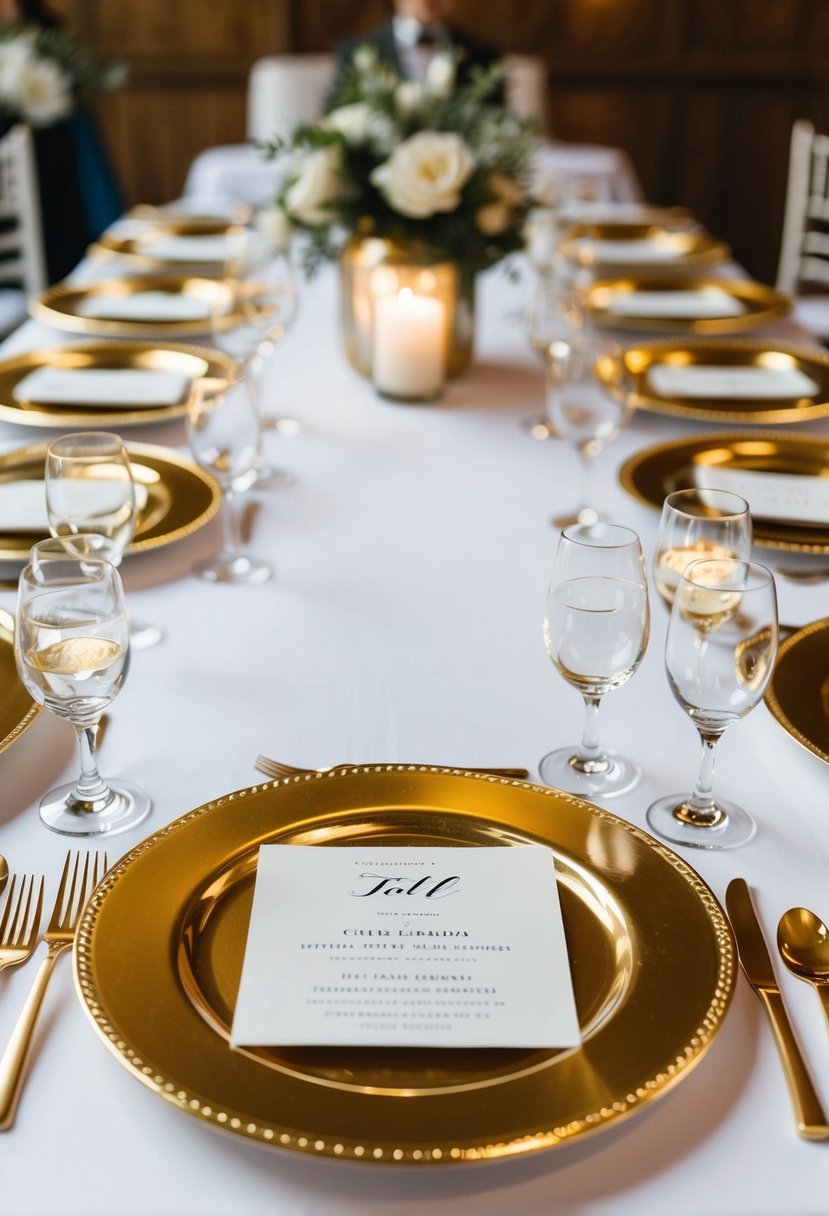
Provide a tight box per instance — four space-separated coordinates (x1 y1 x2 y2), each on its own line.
18 57 72 127
284 144 346 226
425 52 456 97
324 102 372 145
476 202 511 235
395 79 424 116
371 131 474 219
254 204 293 251
0 38 34 103
353 45 376 73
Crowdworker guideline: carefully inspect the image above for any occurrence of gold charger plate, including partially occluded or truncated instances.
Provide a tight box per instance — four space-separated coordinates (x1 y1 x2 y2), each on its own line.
0 441 220 560
89 221 247 274
0 607 39 754
558 224 729 276
74 768 734 1165
0 340 237 429
585 278 791 335
31 277 252 339
608 339 829 424
620 431 829 553
765 618 829 765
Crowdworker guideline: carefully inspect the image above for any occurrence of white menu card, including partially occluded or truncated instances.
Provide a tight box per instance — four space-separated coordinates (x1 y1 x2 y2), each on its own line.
231 845 581 1050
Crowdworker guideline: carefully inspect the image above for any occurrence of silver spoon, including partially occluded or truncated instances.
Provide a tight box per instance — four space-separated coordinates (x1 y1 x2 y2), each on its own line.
777 907 829 1030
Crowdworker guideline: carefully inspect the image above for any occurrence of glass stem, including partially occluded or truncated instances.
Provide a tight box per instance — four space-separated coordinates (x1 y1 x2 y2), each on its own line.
578 450 598 522
570 695 610 775
220 486 239 559
245 362 266 464
70 723 112 813
677 731 725 827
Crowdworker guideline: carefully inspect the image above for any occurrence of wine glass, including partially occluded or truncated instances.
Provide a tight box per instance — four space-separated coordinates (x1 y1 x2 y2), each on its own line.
646 558 778 849
14 538 151 836
45 431 162 649
524 270 588 441
186 377 273 584
540 522 650 797
653 488 752 611
216 241 299 486
546 338 633 528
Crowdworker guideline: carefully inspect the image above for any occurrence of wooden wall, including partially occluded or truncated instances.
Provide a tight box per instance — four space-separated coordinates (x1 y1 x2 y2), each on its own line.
51 0 829 283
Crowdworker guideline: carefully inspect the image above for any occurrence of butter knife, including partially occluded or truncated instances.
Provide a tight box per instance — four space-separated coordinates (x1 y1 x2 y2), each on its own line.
725 878 829 1139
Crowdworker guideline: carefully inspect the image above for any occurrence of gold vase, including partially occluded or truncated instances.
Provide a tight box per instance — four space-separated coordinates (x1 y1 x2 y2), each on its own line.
339 235 475 379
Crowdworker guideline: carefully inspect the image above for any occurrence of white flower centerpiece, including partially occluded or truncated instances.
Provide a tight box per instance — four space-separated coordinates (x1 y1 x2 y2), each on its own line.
0 24 124 128
263 46 538 376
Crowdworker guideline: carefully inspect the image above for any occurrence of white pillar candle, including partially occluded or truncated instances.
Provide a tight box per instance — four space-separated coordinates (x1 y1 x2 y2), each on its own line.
372 288 446 401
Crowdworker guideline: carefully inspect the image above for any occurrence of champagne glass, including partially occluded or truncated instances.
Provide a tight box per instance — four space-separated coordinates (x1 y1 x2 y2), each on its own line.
546 338 632 528
45 431 162 649
646 558 778 849
540 522 650 797
653 488 752 611
15 538 151 836
186 377 273 584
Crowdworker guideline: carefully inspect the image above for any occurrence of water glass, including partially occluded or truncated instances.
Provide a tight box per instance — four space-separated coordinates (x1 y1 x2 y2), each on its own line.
646 558 778 849
540 522 650 798
653 488 752 610
15 539 151 836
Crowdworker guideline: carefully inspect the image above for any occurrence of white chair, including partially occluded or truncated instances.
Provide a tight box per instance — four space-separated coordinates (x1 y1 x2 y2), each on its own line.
504 55 548 132
0 124 46 335
776 118 829 338
247 55 335 142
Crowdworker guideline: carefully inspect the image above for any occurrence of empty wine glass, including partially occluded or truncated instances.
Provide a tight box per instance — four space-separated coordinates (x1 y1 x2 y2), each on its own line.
546 338 633 528
15 538 151 835
523 272 589 440
186 377 273 584
540 522 650 797
646 557 778 849
45 431 162 649
653 488 752 611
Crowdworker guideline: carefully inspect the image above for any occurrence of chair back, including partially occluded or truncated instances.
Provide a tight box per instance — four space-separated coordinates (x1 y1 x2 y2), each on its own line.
247 55 335 143
776 119 829 294
0 124 46 296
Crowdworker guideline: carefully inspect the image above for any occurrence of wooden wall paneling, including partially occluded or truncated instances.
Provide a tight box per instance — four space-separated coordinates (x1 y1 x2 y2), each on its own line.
294 0 392 51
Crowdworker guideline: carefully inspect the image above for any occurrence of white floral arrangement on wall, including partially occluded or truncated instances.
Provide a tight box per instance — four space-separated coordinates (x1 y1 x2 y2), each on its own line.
0 24 125 128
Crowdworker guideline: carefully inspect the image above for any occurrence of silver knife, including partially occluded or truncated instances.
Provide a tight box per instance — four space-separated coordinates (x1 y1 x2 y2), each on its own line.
725 877 829 1139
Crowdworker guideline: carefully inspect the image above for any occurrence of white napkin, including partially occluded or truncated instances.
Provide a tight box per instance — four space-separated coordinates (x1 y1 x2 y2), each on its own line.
137 233 266 262
694 465 829 525
13 368 190 408
76 292 213 322
561 203 685 224
647 364 819 399
607 289 745 319
0 479 148 533
573 237 682 264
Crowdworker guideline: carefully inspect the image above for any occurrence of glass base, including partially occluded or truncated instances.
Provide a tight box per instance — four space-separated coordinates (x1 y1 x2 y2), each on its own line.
40 778 152 837
522 414 556 441
263 416 301 436
646 793 756 850
253 463 295 490
538 746 641 798
129 618 164 651
551 505 607 530
195 552 273 585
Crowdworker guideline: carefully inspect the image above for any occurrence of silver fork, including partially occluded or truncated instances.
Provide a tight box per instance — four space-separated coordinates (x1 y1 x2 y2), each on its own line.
0 850 106 1131
0 874 44 975
254 755 530 780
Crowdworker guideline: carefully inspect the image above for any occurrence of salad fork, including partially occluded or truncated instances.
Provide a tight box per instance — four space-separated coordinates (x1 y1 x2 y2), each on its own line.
0 850 106 1130
0 874 44 975
254 755 530 780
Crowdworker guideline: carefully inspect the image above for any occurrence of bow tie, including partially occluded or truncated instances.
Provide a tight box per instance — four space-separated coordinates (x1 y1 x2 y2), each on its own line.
416 26 440 48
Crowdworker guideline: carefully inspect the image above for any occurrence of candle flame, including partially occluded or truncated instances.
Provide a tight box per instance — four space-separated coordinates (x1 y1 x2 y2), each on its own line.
399 287 414 304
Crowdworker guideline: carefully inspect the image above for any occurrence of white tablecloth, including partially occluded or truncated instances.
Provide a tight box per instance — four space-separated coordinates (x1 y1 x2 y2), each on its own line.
183 139 643 209
0 253 828 1215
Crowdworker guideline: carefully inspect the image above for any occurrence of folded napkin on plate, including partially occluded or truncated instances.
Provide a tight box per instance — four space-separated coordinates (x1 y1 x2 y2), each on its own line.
76 291 213 322
137 233 266 263
607 289 745 319
0 479 147 533
574 238 682 264
13 368 190 408
694 464 829 525
647 364 819 399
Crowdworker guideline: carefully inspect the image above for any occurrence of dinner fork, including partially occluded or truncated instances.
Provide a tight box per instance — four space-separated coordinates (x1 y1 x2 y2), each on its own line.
254 755 530 780
0 874 44 975
0 850 106 1131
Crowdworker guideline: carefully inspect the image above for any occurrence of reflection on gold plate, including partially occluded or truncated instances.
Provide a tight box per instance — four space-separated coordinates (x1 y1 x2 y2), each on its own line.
606 340 829 424
586 278 791 335
0 340 237 429
559 224 729 276
0 607 40 754
765 618 829 765
620 431 829 553
31 276 250 339
75 768 734 1165
89 222 247 273
0 442 220 561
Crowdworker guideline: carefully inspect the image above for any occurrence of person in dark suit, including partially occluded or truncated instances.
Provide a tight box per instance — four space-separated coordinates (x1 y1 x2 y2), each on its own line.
331 0 503 102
